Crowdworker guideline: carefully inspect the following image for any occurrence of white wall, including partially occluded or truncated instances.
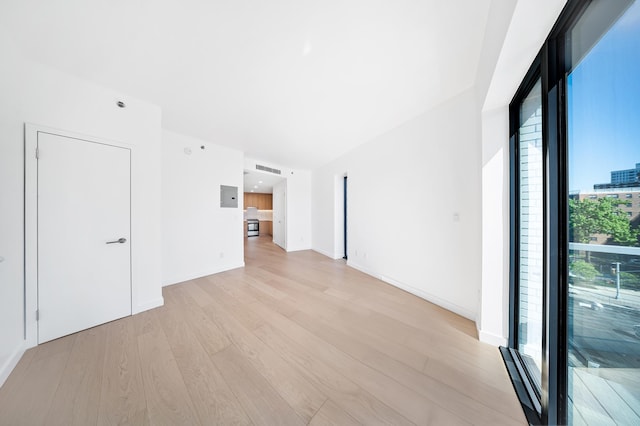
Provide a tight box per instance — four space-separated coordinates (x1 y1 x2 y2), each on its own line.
0 39 163 385
285 170 312 252
478 106 511 346
312 89 482 320
311 170 342 259
471 0 521 347
162 130 245 285
310 0 568 343
244 158 312 252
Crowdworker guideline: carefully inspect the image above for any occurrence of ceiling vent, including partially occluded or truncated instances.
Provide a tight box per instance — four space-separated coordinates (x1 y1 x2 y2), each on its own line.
256 164 281 175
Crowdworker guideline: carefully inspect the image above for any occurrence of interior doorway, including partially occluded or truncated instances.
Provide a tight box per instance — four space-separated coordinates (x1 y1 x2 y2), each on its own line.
242 169 285 248
343 175 348 260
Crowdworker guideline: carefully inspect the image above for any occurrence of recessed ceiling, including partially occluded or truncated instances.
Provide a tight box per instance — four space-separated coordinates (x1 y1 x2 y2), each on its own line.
1 0 492 169
243 170 284 194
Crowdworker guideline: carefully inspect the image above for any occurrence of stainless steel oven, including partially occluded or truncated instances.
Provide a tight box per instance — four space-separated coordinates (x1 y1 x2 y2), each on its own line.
247 219 259 237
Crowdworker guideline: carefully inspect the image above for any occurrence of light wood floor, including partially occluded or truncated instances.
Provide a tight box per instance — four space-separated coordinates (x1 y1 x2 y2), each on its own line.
0 236 526 425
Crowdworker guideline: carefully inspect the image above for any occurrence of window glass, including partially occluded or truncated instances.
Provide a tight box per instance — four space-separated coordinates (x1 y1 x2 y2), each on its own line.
518 78 544 394
567 1 640 424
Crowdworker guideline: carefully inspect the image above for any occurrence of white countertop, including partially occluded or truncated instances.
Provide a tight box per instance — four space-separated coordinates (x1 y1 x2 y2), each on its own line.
243 209 273 221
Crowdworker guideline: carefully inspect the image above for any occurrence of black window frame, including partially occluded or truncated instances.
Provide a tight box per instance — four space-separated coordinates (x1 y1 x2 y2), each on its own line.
507 59 546 423
504 1 599 424
505 0 637 423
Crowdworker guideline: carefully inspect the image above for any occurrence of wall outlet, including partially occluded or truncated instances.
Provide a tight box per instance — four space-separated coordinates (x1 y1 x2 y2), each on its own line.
219 252 224 258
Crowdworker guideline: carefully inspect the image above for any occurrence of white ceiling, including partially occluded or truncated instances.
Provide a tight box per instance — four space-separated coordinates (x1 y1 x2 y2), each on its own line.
2 0 493 169
243 170 283 194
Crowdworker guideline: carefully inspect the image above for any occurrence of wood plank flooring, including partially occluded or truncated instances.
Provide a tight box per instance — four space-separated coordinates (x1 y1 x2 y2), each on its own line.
0 236 526 425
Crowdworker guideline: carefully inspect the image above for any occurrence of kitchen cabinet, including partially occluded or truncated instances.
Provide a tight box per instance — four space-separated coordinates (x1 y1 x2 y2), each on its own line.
259 221 273 236
262 194 272 210
244 193 255 209
244 192 272 210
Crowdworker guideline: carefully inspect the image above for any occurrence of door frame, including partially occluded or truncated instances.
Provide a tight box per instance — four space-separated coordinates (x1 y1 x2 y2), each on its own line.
343 175 348 260
24 123 133 348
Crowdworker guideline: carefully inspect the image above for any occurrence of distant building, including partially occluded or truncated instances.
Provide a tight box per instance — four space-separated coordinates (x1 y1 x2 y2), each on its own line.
611 163 640 185
595 162 640 190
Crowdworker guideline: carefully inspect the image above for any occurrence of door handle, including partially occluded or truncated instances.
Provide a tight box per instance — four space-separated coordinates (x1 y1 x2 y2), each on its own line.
106 238 127 244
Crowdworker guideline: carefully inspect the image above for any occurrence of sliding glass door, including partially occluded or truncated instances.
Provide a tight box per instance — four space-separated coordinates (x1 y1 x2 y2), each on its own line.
566 1 640 423
507 0 640 424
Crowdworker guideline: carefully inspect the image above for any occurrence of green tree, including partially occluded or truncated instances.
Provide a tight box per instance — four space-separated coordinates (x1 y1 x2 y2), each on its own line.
569 260 599 280
569 197 639 246
620 271 640 288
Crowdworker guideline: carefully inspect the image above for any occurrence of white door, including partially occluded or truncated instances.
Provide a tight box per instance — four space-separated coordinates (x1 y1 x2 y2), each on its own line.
272 180 287 249
37 132 131 343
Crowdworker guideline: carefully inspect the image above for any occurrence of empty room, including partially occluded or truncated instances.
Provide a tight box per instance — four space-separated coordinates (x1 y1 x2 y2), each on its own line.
1 1 639 425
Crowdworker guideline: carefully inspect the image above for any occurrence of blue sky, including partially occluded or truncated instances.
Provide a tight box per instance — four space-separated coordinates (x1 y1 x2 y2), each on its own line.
568 0 640 192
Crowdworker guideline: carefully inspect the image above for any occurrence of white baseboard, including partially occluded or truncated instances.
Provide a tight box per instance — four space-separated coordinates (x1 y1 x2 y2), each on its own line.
478 328 508 347
0 342 27 388
162 261 245 287
346 260 376 276
134 297 165 314
347 261 476 321
285 245 312 253
312 247 341 260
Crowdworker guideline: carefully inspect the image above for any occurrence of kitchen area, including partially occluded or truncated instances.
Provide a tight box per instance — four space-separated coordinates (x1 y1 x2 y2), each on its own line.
243 168 286 249
243 192 273 239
